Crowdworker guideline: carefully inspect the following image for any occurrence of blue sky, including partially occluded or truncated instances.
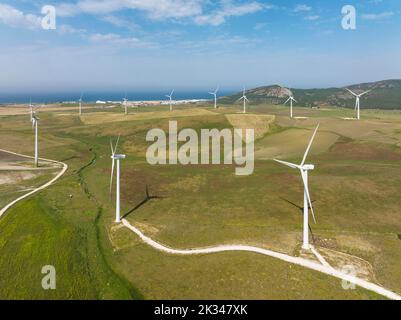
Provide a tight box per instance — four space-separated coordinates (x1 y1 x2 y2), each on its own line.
0 0 400 92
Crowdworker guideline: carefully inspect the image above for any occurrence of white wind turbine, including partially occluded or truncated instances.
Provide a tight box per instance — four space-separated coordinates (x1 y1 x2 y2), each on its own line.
31 110 40 167
209 86 219 109
166 90 174 111
122 94 128 115
346 88 371 120
78 93 83 115
274 124 320 250
110 136 126 223
238 88 249 114
284 96 297 118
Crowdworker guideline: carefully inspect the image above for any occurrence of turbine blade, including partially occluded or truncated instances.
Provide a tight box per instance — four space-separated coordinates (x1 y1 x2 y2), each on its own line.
110 139 115 155
114 135 121 154
273 159 300 170
346 88 357 97
293 98 298 103
300 170 317 224
360 90 371 96
110 159 115 194
301 124 320 166
284 98 291 104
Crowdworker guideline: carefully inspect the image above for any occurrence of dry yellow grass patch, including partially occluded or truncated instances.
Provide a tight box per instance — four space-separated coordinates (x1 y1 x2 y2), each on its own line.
255 128 339 160
80 108 217 125
109 224 141 252
0 104 85 116
335 235 378 254
162 175 207 193
135 222 161 237
0 171 37 185
225 114 275 140
319 246 377 283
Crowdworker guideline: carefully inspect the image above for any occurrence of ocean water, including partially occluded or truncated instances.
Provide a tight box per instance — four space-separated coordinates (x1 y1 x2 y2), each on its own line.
0 91 235 104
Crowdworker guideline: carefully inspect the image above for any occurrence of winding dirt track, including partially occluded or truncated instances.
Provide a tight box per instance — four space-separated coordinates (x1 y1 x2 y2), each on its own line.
122 219 401 300
0 149 68 218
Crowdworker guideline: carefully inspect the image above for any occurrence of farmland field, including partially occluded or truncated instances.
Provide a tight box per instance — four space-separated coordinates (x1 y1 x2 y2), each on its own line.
1 103 401 299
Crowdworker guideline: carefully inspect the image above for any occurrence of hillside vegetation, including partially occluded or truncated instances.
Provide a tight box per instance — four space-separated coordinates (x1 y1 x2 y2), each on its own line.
221 80 401 109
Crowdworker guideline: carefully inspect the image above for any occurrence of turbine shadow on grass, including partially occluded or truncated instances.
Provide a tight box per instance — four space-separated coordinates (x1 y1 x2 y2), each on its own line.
279 197 316 243
122 185 165 219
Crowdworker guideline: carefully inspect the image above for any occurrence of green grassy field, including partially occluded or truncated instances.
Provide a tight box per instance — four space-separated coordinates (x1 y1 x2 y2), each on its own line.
1 103 401 299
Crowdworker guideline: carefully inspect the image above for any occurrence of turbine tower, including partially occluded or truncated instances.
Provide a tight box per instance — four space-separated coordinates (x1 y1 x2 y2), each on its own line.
31 111 39 167
110 136 126 223
284 96 297 118
346 88 371 120
122 93 128 115
209 86 219 109
274 124 320 250
238 88 249 114
78 93 83 115
166 90 174 112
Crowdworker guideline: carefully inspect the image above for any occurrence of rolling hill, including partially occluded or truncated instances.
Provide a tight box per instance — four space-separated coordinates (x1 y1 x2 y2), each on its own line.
220 80 401 109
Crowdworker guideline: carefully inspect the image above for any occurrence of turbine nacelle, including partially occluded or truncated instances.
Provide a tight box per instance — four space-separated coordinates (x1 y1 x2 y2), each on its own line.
111 154 126 160
302 164 315 171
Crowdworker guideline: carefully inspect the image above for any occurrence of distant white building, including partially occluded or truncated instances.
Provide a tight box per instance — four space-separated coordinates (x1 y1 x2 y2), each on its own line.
96 100 106 104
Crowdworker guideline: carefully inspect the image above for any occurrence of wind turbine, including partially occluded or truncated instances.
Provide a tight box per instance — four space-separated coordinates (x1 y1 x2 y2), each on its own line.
31 110 39 167
109 136 126 223
274 124 320 250
238 88 249 114
284 96 297 118
78 93 83 115
122 93 128 115
166 90 174 111
209 86 219 109
345 88 371 120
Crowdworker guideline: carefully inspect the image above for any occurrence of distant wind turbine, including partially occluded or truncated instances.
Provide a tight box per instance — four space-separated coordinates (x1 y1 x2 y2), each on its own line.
122 93 128 115
274 124 320 250
31 110 40 167
110 136 126 223
284 96 297 118
238 88 249 114
166 90 174 111
209 86 219 109
78 93 83 115
345 88 371 120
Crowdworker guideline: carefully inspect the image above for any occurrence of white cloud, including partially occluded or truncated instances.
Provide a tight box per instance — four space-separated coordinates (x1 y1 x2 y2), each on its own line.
293 4 311 13
254 22 267 30
102 15 140 31
57 0 267 26
58 24 87 35
0 4 41 29
362 12 394 20
88 32 156 48
57 0 203 19
304 15 320 21
194 2 267 26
